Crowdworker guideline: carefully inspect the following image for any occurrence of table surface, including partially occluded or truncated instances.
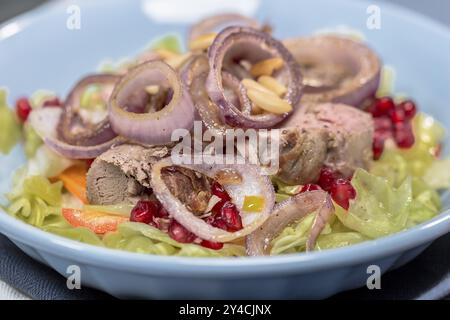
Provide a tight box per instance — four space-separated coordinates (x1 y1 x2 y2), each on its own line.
1 0 450 300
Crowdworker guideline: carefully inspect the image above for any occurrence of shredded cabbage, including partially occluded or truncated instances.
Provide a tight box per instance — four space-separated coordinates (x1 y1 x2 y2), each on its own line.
23 123 43 158
9 145 75 198
376 65 396 97
336 169 440 239
80 85 107 111
270 214 318 254
104 222 246 257
0 89 22 154
27 145 74 178
335 169 413 238
269 212 366 254
84 203 134 217
408 177 441 225
271 176 301 203
29 90 56 109
44 226 103 246
6 176 63 227
315 232 366 250
413 112 446 147
151 34 183 53
371 112 447 183
424 158 450 189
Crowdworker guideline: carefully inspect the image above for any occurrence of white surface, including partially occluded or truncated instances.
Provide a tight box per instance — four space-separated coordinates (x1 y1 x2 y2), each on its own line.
0 280 30 300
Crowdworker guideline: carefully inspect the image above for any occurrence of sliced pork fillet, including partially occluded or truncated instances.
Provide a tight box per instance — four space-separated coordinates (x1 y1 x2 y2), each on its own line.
161 166 213 215
87 144 170 205
276 103 374 184
277 127 328 185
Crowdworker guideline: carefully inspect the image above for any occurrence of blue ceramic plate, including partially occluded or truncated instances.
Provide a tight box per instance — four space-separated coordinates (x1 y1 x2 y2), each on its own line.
1 0 450 299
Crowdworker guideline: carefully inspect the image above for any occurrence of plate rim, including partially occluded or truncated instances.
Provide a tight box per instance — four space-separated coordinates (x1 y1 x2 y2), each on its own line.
1 0 450 277
1 208 449 277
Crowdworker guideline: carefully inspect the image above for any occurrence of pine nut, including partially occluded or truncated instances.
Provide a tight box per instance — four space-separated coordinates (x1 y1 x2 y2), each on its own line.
145 85 160 95
250 57 284 77
241 79 278 96
257 76 287 96
189 33 217 51
246 89 292 114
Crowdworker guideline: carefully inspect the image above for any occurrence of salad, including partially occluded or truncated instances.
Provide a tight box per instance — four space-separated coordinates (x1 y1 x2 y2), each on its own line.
1 13 449 258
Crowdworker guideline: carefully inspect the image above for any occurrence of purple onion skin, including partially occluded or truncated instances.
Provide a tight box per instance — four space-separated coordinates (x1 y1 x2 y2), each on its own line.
206 26 303 129
246 190 334 256
108 61 195 145
58 74 120 146
150 158 276 242
284 35 381 108
45 136 126 160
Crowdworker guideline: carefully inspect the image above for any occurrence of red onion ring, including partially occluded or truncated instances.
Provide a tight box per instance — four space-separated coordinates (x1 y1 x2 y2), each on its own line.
189 13 262 43
28 107 126 159
284 35 381 107
109 61 195 145
206 26 302 128
44 136 126 160
150 158 275 242
246 190 335 256
181 54 234 136
58 74 120 146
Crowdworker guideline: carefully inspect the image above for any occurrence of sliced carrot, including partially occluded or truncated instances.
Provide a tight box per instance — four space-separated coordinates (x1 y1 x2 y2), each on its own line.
62 208 129 234
57 165 88 204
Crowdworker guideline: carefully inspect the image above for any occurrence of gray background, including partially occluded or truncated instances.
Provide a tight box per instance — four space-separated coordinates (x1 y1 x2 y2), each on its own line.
1 0 450 26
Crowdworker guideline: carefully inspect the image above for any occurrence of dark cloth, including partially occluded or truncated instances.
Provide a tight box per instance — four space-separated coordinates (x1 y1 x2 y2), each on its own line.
333 232 450 300
0 234 111 300
1 233 450 300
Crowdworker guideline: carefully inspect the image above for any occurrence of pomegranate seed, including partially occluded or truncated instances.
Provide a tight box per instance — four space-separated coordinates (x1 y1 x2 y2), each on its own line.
206 216 228 231
211 181 231 201
318 167 338 192
221 201 243 232
330 179 356 210
16 97 32 122
375 97 395 116
168 220 196 243
86 158 95 168
211 200 226 217
398 100 417 119
200 240 224 250
374 117 393 133
154 217 171 231
394 123 415 149
372 137 385 160
390 109 406 124
155 205 169 218
366 103 379 117
300 184 322 193
208 200 243 232
43 97 62 107
130 200 158 225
